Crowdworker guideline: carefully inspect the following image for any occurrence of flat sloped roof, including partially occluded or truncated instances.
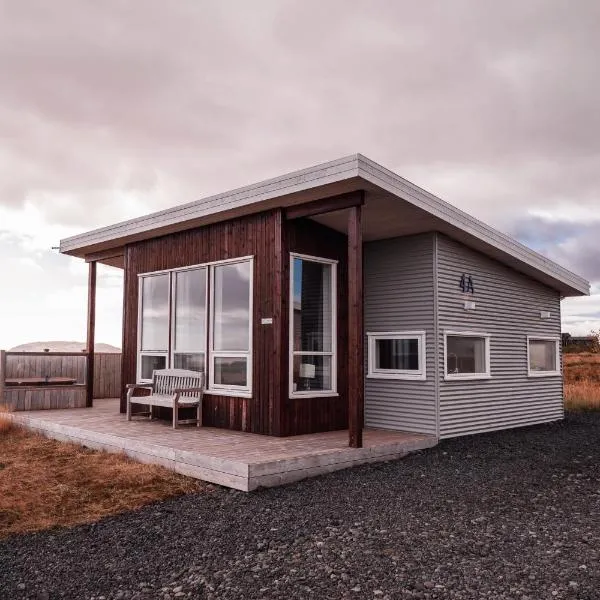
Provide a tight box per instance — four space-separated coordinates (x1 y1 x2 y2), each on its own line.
60 154 590 297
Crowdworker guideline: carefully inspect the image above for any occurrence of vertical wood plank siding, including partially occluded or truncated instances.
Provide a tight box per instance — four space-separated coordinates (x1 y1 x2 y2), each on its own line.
93 353 122 399
436 233 563 438
284 219 349 435
363 234 437 435
120 211 283 435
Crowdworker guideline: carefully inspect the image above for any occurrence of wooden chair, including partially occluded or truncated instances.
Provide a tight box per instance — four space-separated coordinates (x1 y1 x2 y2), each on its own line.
126 369 204 429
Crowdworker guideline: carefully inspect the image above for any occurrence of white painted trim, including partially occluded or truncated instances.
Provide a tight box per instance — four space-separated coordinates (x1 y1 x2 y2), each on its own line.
136 256 254 392
443 330 492 380
289 252 338 398
356 155 589 296
526 336 561 377
137 255 255 278
366 331 426 381
137 272 171 382
60 154 589 297
203 390 252 399
60 156 359 252
208 257 254 395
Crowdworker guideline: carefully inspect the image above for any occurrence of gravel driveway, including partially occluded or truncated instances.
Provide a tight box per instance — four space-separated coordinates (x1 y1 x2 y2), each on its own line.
2 412 600 600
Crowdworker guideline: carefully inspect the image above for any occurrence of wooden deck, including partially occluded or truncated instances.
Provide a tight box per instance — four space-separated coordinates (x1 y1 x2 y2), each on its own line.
9 399 438 491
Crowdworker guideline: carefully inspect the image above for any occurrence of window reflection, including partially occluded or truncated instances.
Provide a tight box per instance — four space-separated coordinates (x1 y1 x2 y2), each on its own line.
213 262 251 352
141 275 169 351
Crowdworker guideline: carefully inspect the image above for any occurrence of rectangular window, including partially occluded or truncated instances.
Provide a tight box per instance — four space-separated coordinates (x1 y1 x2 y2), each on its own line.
209 260 252 393
528 337 560 376
137 257 253 396
445 332 491 379
367 332 426 380
290 254 337 396
139 273 170 377
172 268 207 373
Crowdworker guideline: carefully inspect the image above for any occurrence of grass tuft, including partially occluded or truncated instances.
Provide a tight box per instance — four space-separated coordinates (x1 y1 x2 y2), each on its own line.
0 404 16 434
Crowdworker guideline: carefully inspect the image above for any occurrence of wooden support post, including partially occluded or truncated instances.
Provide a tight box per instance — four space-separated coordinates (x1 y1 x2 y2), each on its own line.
348 199 364 448
0 350 6 406
86 261 97 407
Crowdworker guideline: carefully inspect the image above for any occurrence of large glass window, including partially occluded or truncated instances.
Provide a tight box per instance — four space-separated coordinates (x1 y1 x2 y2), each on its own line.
210 261 252 391
139 274 169 375
173 268 207 372
137 258 253 395
445 333 490 379
528 337 560 376
367 332 426 380
290 254 337 396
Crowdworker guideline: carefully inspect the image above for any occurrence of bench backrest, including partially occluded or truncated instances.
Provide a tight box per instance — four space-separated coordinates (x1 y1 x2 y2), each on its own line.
152 369 204 398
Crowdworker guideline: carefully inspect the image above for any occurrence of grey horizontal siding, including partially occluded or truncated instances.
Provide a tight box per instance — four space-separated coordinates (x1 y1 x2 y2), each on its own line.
364 234 437 435
436 234 563 438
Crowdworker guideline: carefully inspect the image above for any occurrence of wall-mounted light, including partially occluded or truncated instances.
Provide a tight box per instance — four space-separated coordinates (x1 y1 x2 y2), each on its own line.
540 311 551 319
464 301 476 310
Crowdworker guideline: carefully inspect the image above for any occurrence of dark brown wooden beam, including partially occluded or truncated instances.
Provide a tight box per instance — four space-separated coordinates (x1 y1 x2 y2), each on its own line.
86 261 97 407
284 191 364 221
120 249 129 413
347 198 364 448
85 248 124 263
272 209 285 436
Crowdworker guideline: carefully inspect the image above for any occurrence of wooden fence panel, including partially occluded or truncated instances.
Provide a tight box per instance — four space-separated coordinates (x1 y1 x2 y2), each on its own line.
1 351 122 409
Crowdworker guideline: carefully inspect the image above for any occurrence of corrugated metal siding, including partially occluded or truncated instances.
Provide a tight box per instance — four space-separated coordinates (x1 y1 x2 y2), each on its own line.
436 234 563 438
364 234 437 435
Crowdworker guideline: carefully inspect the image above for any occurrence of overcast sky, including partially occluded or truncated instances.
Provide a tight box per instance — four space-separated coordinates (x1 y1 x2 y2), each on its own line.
1 0 599 349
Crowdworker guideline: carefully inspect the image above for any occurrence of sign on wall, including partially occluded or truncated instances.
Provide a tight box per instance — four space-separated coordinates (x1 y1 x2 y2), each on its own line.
459 274 475 294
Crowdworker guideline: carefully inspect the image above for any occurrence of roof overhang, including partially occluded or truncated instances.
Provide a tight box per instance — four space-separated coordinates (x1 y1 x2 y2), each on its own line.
60 154 590 297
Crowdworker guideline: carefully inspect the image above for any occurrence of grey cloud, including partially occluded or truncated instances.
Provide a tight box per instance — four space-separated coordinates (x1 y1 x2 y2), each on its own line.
508 215 600 282
1 0 600 229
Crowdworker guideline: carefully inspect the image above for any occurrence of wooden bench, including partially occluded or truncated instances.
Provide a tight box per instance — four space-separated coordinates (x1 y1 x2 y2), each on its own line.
126 369 204 429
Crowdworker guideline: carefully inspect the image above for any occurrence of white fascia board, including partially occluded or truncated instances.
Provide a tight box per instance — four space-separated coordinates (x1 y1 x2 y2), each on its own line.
60 152 589 297
356 154 590 297
59 154 361 254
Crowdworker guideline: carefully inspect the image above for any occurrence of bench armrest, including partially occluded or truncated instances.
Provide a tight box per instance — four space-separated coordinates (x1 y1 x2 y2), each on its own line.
126 383 154 391
173 387 204 394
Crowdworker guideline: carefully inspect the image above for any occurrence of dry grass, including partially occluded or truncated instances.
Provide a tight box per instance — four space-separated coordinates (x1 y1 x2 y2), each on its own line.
0 404 16 434
0 416 205 538
563 353 600 411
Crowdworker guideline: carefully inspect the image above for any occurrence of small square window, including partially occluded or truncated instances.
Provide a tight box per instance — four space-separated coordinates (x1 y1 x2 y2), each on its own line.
367 332 426 380
445 333 490 379
528 337 560 376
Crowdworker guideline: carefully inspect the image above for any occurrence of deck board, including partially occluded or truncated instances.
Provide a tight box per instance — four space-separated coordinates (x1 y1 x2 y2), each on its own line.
10 399 437 491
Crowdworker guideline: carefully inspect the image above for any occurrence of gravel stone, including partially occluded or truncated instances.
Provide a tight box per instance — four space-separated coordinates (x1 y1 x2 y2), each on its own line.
2 412 600 599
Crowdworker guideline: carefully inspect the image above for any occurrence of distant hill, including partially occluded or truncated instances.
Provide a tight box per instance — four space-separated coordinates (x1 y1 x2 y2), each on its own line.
9 341 121 353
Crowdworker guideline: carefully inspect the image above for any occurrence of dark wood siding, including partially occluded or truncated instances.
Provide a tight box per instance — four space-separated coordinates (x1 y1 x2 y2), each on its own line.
283 219 349 435
120 210 283 435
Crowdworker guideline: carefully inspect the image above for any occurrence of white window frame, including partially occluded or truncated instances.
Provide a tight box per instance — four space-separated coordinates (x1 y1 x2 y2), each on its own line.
137 273 171 383
367 331 426 380
444 330 491 380
527 336 561 377
208 257 253 397
289 252 338 398
136 256 254 398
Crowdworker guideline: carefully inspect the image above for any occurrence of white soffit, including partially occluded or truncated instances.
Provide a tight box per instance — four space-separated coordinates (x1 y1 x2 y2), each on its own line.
59 153 590 297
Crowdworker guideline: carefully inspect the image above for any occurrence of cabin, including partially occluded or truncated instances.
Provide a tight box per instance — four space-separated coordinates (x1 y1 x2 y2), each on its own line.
59 154 590 446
